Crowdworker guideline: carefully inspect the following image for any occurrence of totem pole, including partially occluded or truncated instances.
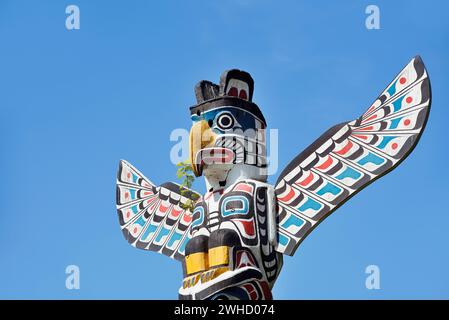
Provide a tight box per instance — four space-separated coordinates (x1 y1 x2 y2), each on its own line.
116 56 431 299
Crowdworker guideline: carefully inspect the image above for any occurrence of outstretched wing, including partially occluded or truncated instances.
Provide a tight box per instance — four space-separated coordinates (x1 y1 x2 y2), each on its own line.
116 160 201 261
275 56 431 256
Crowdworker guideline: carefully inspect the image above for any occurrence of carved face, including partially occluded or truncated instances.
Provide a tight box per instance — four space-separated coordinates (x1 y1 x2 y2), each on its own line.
189 106 266 177
189 69 267 179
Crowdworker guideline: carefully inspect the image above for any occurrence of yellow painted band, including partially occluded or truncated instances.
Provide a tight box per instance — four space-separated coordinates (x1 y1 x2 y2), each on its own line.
202 266 230 283
185 252 208 275
208 246 229 267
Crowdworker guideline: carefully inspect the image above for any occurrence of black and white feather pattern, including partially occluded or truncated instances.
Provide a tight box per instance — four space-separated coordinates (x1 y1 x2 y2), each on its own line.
274 56 431 256
116 160 201 261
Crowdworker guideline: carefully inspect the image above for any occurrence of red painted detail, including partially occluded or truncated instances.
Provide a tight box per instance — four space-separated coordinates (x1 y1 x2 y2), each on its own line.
277 186 295 203
228 87 238 97
399 77 407 85
260 281 273 300
159 203 169 213
127 172 131 179
243 284 258 300
353 134 368 140
358 126 374 131
171 207 183 218
364 114 378 123
183 213 192 224
133 227 138 234
200 147 235 165
233 183 254 194
392 143 398 150
316 156 333 170
236 250 256 268
404 119 411 126
239 89 248 100
145 196 155 206
143 191 152 196
367 105 376 112
236 219 255 236
126 211 130 218
125 192 129 199
149 200 159 211
406 97 413 104
298 171 314 187
336 140 353 155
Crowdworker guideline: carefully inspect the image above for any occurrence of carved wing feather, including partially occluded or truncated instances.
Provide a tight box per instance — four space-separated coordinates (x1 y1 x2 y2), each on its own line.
116 160 201 261
275 56 431 256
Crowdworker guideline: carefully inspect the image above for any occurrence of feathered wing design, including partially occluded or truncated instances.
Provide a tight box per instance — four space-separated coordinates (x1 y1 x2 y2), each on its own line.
116 160 201 261
274 56 431 256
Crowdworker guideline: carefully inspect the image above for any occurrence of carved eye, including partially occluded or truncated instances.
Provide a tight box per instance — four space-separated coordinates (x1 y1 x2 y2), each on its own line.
216 112 234 130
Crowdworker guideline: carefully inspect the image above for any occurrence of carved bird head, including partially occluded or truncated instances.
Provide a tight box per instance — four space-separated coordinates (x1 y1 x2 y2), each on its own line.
189 70 267 184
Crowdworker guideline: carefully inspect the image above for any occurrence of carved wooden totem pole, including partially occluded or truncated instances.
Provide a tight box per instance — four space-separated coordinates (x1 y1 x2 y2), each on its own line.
116 56 431 299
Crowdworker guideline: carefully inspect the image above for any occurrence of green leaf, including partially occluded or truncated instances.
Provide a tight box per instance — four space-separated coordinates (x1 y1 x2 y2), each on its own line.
175 159 197 211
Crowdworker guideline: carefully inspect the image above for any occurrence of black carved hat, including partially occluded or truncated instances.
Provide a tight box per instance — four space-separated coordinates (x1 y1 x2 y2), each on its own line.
189 69 266 125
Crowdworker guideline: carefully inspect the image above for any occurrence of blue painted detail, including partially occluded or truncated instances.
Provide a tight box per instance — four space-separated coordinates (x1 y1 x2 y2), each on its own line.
154 227 170 243
178 236 190 254
282 214 305 230
392 96 405 112
191 107 258 132
141 223 157 240
387 80 397 96
389 116 403 129
135 216 146 226
131 205 139 214
191 206 204 228
221 195 249 217
297 197 322 213
278 233 289 246
132 173 138 183
358 152 385 166
377 136 396 149
316 182 341 197
166 231 182 248
335 166 361 181
129 188 136 200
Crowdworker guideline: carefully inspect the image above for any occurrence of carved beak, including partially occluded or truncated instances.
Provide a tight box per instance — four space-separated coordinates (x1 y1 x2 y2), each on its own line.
189 120 216 177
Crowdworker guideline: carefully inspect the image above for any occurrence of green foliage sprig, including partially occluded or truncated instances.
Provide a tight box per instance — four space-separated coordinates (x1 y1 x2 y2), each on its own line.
176 160 199 211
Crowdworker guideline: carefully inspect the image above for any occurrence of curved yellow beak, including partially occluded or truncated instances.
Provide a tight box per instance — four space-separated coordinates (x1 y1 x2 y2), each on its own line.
189 120 216 177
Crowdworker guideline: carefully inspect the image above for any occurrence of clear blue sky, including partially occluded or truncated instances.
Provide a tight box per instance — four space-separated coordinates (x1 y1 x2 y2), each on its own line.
1 0 448 299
